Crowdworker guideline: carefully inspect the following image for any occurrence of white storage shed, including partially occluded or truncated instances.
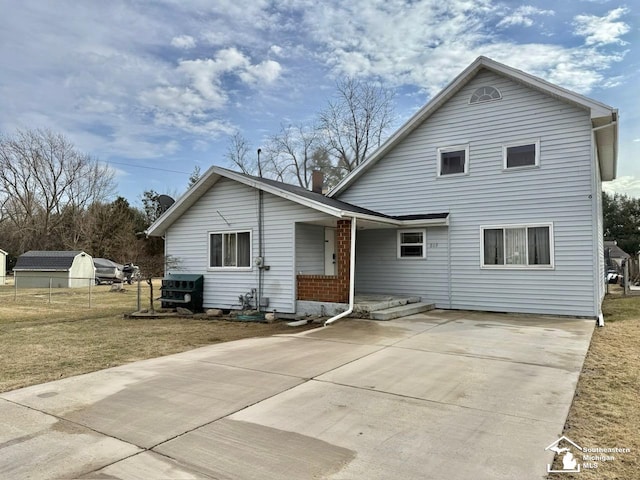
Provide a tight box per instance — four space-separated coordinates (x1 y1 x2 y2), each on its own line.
13 251 95 288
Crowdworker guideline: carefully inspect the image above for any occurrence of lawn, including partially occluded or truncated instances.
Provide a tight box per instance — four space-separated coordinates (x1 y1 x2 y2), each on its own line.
0 281 316 393
550 286 640 479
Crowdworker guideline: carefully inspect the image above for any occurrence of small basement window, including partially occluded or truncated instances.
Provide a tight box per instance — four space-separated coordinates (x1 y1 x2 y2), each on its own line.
437 145 469 176
209 231 251 268
469 86 502 104
397 230 426 259
503 140 539 169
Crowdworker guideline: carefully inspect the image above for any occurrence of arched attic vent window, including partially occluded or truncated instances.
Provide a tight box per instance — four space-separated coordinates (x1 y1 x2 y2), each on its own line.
469 86 502 104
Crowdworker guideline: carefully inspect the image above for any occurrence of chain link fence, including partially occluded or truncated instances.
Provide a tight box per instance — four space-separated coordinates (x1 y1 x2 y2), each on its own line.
0 274 153 309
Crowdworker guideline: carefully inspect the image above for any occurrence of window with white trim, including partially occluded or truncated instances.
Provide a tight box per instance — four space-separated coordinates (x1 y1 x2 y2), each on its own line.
397 230 426 259
503 140 540 169
481 224 553 268
209 231 251 268
437 145 469 176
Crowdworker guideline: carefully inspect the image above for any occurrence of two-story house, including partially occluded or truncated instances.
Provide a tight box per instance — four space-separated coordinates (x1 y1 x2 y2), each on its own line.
147 56 618 320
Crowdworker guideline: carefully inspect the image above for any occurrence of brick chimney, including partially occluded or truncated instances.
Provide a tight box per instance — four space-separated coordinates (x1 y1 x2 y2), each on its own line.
311 170 324 194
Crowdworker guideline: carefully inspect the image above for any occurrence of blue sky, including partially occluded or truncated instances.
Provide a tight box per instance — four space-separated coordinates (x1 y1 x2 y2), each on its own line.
0 1 638 205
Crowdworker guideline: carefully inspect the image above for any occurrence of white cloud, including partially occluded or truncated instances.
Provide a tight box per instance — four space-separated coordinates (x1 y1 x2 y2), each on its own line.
269 45 283 56
497 5 555 28
0 0 633 171
573 7 630 46
603 176 640 199
140 86 206 113
172 48 282 105
171 34 196 49
239 60 282 84
138 47 281 136
292 0 628 95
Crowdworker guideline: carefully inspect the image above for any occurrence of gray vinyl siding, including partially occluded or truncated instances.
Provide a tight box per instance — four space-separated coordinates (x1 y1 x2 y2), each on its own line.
295 224 325 275
339 69 597 317
165 177 332 313
355 227 450 307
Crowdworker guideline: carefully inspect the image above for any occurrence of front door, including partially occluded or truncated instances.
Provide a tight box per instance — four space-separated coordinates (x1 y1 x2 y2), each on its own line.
324 227 336 275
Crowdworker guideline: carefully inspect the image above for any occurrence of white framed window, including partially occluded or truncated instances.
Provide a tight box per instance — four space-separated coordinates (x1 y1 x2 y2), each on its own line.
469 86 502 104
481 223 554 269
209 231 252 269
397 229 426 259
503 140 540 169
437 145 469 177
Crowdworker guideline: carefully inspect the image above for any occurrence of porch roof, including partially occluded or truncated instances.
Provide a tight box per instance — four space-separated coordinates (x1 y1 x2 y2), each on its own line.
147 166 449 236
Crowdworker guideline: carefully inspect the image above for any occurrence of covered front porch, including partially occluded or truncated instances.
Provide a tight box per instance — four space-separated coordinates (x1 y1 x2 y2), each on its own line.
294 215 448 320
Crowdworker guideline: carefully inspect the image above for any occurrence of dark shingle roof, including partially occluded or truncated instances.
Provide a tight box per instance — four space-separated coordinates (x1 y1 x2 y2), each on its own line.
604 241 631 259
14 251 83 271
220 168 448 221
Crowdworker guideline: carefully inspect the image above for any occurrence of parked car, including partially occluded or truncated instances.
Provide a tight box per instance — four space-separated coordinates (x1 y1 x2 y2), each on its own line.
606 269 620 284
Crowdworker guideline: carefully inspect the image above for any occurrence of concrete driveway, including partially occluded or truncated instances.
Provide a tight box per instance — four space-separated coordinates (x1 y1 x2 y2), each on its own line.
0 310 593 479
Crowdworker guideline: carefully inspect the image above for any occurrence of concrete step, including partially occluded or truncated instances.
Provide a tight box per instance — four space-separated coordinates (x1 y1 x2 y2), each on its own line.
370 302 435 321
354 296 421 315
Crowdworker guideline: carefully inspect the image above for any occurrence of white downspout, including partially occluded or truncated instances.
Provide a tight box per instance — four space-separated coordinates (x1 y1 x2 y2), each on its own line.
324 217 356 326
592 119 615 327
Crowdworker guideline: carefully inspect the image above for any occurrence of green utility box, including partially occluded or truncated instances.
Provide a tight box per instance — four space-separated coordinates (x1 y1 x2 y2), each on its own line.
160 274 204 312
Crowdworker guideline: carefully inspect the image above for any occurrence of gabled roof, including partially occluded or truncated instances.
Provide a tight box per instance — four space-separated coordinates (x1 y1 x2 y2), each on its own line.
14 251 87 271
604 241 631 259
329 56 618 197
146 166 448 236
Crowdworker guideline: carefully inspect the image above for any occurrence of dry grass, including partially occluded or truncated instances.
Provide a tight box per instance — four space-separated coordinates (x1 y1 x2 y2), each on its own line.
550 290 640 479
0 281 316 393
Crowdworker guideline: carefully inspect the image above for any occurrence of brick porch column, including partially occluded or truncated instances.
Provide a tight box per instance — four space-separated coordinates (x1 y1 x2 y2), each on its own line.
335 219 352 303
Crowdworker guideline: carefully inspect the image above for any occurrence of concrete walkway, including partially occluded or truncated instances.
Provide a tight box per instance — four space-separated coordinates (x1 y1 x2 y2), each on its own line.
0 310 594 479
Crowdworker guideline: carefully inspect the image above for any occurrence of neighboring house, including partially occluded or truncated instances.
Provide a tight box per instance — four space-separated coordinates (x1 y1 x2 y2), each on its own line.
604 240 630 271
0 249 6 285
14 251 95 288
147 56 617 319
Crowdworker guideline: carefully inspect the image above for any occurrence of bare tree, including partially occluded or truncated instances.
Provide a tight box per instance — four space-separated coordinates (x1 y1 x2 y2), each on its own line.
225 132 264 176
0 129 115 252
319 78 394 173
136 254 179 313
264 123 319 188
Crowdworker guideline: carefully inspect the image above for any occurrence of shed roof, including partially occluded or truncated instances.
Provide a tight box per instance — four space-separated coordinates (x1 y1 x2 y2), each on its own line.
14 251 86 271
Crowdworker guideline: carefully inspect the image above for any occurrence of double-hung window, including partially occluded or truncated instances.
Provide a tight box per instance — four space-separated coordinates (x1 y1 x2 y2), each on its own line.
397 230 426 259
503 140 540 169
481 224 553 268
437 145 469 176
209 231 251 268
